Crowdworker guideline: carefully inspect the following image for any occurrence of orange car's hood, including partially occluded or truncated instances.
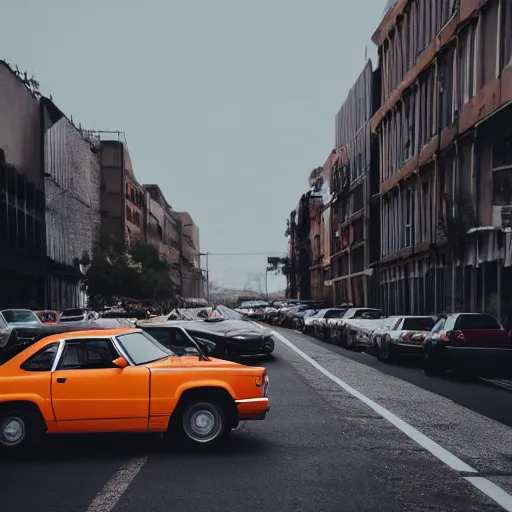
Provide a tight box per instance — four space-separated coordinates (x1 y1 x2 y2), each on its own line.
145 356 243 369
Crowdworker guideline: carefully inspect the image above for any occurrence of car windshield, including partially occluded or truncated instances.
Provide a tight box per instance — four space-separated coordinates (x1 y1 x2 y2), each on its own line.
116 331 175 365
1 310 40 325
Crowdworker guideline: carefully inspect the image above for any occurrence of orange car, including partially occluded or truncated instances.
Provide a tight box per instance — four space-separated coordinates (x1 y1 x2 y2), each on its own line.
0 328 269 450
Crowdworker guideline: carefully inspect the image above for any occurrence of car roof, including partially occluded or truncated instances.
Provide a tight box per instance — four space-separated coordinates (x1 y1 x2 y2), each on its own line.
1 309 34 313
38 327 138 343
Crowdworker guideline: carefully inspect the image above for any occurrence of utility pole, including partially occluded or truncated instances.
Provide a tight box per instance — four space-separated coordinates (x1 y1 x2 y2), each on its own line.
206 252 210 303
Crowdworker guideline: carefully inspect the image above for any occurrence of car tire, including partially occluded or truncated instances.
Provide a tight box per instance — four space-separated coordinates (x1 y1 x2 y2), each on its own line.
0 407 45 451
172 399 229 448
340 328 348 348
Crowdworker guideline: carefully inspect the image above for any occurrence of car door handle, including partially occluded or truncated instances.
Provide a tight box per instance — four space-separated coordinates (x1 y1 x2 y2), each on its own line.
56 377 67 383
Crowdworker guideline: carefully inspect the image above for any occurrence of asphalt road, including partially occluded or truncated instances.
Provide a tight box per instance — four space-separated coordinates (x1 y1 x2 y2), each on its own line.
292 328 512 429
0 331 511 512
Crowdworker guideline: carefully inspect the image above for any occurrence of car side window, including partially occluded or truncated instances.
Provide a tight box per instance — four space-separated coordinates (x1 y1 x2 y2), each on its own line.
58 339 119 370
20 342 60 372
83 340 119 369
58 341 82 369
431 318 446 333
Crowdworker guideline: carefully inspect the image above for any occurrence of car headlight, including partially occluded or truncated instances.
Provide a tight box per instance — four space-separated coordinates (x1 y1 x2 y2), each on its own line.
233 335 246 340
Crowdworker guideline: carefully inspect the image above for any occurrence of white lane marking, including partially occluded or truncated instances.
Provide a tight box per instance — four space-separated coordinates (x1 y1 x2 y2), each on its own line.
86 457 147 512
273 331 512 512
464 478 512 512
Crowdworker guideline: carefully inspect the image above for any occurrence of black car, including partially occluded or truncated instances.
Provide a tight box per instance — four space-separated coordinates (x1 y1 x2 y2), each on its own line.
140 320 275 359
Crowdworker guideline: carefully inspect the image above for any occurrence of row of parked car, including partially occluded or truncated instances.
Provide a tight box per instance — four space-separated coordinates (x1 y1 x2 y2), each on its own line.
0 305 272 451
242 302 512 378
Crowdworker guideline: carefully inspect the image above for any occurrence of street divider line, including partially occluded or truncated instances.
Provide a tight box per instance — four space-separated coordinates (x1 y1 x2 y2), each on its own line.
273 330 512 512
86 456 147 512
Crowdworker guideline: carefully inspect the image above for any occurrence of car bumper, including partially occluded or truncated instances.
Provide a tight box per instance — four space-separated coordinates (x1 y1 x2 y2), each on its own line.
235 397 269 420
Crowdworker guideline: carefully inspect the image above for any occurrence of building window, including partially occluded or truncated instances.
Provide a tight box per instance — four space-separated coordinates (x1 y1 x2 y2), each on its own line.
421 182 430 243
405 186 413 247
492 133 512 205
503 0 512 67
439 47 455 130
126 205 132 223
481 0 499 85
460 23 478 107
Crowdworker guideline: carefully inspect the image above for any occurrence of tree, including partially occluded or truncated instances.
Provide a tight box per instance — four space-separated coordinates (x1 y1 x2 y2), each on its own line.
82 238 176 307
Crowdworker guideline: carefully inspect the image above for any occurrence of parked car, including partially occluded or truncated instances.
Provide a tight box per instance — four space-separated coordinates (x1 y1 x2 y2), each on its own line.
293 309 320 332
0 309 42 328
312 309 348 340
236 301 270 319
369 316 436 360
139 320 275 359
58 308 97 323
34 311 59 325
423 313 512 375
330 308 383 345
0 327 269 451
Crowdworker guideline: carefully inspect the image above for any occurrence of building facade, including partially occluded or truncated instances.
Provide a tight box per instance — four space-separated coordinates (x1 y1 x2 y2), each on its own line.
97 138 144 250
0 62 46 309
331 61 377 307
177 211 204 299
42 98 101 310
143 184 181 291
286 193 317 300
373 0 512 320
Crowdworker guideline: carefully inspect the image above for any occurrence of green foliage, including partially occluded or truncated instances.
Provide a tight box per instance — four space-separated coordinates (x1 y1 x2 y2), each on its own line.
267 256 290 276
83 238 176 307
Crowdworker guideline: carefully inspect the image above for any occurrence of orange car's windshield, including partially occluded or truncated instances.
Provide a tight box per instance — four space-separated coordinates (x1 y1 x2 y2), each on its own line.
116 331 175 365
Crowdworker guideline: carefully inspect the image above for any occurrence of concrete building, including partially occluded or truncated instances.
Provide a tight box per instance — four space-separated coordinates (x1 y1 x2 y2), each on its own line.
96 137 144 249
143 184 181 289
331 61 378 307
372 0 512 320
0 62 46 309
309 159 334 303
177 212 204 299
286 193 317 300
143 186 204 299
42 98 101 310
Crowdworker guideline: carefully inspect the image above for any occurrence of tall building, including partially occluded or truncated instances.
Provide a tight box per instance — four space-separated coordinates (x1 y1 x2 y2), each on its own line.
330 61 378 306
373 0 512 319
0 62 46 309
143 184 181 291
96 136 144 249
177 212 205 299
42 98 101 310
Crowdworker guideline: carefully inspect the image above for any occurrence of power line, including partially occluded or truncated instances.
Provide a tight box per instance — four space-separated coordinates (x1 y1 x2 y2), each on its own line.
204 252 287 256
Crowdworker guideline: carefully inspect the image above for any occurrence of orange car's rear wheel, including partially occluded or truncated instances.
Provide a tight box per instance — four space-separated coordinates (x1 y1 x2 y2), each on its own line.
182 401 226 445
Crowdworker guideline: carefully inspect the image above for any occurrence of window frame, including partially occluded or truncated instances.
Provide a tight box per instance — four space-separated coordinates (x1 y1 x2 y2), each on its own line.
46 335 132 372
20 342 61 372
56 337 123 371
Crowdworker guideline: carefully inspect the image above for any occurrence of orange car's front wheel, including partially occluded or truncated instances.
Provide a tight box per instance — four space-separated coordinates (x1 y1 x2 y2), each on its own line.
0 407 44 451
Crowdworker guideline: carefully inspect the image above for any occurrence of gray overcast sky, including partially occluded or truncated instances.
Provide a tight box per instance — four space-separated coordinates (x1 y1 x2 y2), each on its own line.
2 0 384 293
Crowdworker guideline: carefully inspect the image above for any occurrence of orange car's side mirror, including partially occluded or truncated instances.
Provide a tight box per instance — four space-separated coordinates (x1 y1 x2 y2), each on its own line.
112 357 129 368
